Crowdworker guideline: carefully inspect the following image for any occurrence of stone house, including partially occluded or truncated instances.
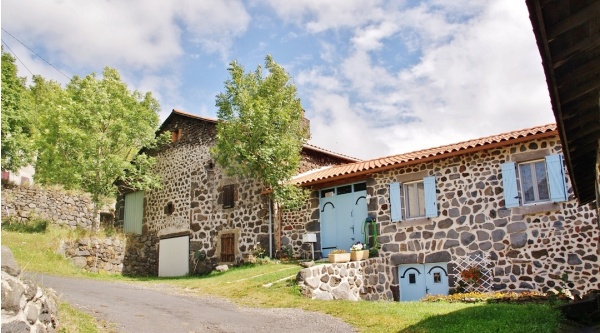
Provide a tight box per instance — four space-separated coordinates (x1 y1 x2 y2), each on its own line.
287 123 599 300
114 109 358 276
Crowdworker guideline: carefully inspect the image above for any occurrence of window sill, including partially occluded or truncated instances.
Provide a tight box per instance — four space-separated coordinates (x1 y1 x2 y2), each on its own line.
398 217 431 228
511 202 561 215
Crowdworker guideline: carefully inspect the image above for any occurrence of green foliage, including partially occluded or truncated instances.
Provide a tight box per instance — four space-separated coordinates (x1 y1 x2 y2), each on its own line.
1 216 48 233
31 67 165 210
211 55 310 206
1 50 35 172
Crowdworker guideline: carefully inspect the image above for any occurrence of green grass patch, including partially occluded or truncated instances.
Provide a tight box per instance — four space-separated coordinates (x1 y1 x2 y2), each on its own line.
2 217 48 233
58 301 116 333
2 227 563 332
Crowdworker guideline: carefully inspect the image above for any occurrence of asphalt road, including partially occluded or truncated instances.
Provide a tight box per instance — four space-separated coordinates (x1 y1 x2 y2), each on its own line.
32 274 356 333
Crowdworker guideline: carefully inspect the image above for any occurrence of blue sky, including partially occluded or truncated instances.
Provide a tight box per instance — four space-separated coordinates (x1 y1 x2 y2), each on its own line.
1 0 554 160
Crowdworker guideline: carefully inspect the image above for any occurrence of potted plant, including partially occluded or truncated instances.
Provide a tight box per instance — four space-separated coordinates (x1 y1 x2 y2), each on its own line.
350 242 369 261
328 249 351 263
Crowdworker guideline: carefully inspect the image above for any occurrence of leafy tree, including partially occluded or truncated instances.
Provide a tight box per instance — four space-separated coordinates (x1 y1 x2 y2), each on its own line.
32 67 168 228
1 50 35 172
211 55 310 207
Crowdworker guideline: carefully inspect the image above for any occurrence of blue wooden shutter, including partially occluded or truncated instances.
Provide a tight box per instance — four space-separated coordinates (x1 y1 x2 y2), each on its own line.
501 162 520 208
545 154 568 202
389 182 402 222
423 176 438 218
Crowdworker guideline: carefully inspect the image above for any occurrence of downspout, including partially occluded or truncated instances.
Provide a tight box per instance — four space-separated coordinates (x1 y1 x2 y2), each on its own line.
268 196 273 258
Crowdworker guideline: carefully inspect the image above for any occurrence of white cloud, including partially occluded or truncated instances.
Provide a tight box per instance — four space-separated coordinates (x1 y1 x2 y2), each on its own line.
263 0 388 32
275 1 552 159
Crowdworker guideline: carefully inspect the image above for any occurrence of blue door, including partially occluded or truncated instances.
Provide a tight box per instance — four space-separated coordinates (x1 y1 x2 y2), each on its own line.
319 183 368 256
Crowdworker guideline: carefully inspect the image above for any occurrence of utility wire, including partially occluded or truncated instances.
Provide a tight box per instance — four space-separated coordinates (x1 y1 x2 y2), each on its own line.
1 28 71 80
1 39 34 77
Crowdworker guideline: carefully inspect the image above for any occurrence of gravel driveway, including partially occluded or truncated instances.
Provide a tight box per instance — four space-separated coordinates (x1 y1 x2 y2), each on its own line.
32 274 356 333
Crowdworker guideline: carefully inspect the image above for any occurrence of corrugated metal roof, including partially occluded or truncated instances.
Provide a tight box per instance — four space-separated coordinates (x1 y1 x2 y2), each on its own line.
292 123 558 187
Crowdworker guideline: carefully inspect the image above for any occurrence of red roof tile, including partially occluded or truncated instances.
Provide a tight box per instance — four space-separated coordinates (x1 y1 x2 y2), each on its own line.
292 124 558 187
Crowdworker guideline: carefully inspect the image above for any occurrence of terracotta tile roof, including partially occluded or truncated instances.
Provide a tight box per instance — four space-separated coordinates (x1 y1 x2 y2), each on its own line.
292 123 558 187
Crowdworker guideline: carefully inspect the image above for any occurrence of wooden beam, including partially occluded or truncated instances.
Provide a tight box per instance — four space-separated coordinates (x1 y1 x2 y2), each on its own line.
556 58 600 88
547 1 600 39
559 79 600 105
552 36 600 69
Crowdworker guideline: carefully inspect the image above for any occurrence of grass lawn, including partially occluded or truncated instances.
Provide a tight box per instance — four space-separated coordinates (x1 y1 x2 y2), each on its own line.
2 226 563 332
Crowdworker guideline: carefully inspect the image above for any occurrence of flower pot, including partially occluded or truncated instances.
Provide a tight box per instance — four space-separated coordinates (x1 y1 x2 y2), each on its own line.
328 253 351 263
350 250 369 261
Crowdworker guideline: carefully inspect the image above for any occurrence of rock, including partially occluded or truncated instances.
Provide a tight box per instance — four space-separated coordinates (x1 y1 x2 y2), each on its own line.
299 260 314 268
1 246 21 276
215 265 229 272
1 320 31 333
72 257 87 268
510 233 527 248
567 254 582 265
2 274 25 314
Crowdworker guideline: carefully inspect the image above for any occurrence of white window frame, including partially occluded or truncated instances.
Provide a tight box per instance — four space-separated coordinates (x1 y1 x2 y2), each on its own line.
403 180 425 218
390 176 437 222
517 159 550 205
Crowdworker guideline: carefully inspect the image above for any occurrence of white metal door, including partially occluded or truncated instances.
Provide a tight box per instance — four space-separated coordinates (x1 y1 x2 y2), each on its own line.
158 236 189 277
399 262 449 301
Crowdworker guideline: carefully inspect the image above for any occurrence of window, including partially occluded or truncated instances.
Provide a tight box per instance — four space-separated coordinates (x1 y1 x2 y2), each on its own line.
404 181 425 218
165 202 175 215
502 154 567 208
518 160 549 204
409 273 416 284
389 176 437 222
171 129 182 142
124 191 144 234
223 184 235 209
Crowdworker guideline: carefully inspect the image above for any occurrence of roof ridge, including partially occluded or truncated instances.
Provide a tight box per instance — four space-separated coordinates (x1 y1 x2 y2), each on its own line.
302 142 361 162
171 109 219 123
292 123 558 186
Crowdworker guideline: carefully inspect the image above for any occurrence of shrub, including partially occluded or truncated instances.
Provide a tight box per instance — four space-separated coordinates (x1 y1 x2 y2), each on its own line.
1 216 48 233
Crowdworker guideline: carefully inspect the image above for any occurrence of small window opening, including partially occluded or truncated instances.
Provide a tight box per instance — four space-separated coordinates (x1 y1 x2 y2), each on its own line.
354 183 367 192
165 202 175 215
409 273 416 284
321 188 335 198
171 129 182 142
433 272 441 283
337 185 352 195
223 184 235 209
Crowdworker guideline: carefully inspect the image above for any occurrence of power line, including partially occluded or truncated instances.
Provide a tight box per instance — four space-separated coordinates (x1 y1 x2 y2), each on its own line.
1 28 71 80
1 39 34 77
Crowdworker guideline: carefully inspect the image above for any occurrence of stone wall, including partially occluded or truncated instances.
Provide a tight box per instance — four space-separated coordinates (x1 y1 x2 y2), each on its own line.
57 234 159 276
297 257 395 301
59 236 126 274
1 185 98 229
2 246 59 332
286 136 600 298
278 192 320 258
115 112 354 274
122 234 159 276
